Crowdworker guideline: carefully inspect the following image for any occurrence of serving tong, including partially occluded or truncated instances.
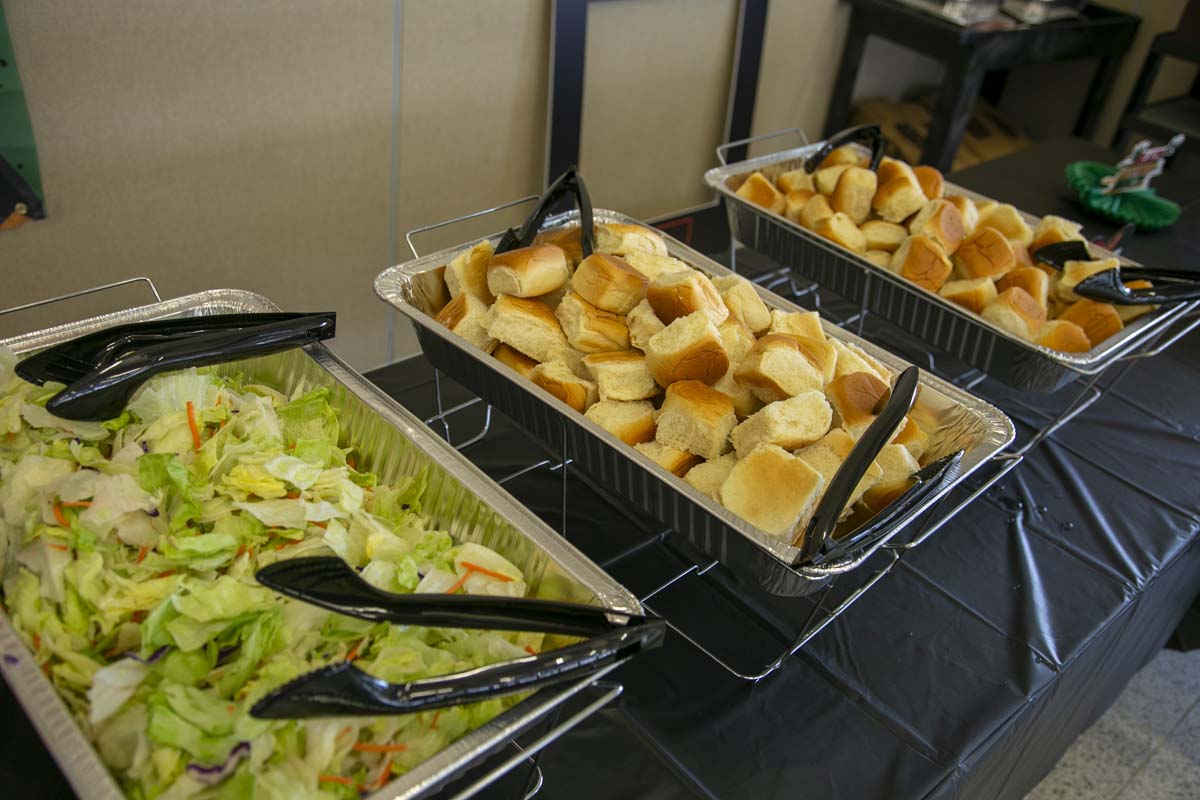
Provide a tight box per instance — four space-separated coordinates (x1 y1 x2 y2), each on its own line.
803 124 885 174
495 165 597 258
16 312 336 420
794 366 964 566
249 557 664 719
1033 240 1200 306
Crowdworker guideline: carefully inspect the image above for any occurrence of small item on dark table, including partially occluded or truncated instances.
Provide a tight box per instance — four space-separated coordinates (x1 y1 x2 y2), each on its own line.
1066 135 1186 231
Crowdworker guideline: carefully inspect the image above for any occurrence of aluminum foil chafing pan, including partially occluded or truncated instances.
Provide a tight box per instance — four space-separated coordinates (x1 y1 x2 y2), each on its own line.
376 210 1015 597
0 288 638 800
706 142 1199 393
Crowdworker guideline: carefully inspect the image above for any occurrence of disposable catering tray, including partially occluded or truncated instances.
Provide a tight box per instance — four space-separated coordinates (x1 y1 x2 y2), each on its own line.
0 288 638 800
706 138 1200 393
376 209 1015 598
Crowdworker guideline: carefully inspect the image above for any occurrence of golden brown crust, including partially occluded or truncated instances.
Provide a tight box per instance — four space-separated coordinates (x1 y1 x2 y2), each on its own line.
1035 320 1091 353
830 167 878 224
530 362 596 412
814 164 852 195
909 199 965 255
819 145 866 170
646 313 730 387
877 157 919 187
532 226 584 265
647 270 727 325
872 177 927 223
982 287 1047 339
798 194 835 230
813 212 868 253
893 235 953 292
977 204 1033 247
944 194 979 235
662 380 736 428
996 267 1050 311
491 293 560 329
913 166 944 200
861 220 907 253
571 253 648 314
554 291 630 353
939 277 998 314
1057 299 1123 347
735 172 785 214
952 226 1015 280
487 244 570 297
784 189 817 222
827 371 889 430
777 169 815 193
492 343 538 378
1030 215 1084 256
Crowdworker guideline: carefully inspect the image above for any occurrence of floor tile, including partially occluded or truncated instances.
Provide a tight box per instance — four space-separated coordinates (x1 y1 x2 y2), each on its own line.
1115 742 1200 800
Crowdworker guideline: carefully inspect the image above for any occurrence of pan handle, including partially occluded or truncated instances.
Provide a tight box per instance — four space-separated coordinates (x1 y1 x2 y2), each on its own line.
716 128 810 166
404 195 540 260
803 124 885 173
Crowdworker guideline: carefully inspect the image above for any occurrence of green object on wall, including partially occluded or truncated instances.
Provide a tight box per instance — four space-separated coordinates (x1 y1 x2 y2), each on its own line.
0 0 44 216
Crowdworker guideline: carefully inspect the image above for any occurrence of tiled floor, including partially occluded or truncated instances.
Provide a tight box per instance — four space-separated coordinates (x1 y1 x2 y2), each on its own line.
1027 649 1200 800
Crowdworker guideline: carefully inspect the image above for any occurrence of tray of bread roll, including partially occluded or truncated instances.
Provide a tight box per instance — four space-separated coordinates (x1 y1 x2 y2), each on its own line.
376 201 1014 597
706 125 1200 393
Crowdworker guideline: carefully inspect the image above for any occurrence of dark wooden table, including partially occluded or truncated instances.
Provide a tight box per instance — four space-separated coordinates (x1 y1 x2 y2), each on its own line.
825 1 1141 171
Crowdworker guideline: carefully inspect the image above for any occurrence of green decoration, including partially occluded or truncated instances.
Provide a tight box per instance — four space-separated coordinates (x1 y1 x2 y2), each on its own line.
1065 136 1185 232
0 1 44 220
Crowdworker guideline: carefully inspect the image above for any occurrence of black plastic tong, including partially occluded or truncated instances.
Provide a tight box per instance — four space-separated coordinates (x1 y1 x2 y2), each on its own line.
495 165 596 258
803 124 885 174
249 557 664 719
22 312 336 421
1033 240 1200 306
795 366 964 566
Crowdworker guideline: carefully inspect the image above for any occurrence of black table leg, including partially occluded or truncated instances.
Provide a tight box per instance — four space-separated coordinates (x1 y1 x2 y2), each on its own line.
1076 54 1123 141
921 66 984 172
824 19 870 138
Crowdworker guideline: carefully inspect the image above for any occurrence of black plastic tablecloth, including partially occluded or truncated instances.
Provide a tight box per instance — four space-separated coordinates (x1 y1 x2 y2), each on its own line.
3 140 1199 799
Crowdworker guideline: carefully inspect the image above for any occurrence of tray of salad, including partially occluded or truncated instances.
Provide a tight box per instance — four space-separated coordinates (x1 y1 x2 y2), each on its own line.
0 289 642 799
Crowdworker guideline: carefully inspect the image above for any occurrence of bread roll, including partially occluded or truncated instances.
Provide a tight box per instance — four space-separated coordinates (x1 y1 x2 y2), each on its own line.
734 334 831 404
1057 299 1123 347
557 348 589 379
713 274 771 334
826 371 889 436
555 291 630 353
952 226 1015 280
572 253 648 314
583 351 659 401
785 189 818 222
777 169 815 193
685 452 739 501
1030 215 1085 255
730 391 833 457
769 309 825 341
908 199 965 255
977 204 1033 247
820 145 866 170
814 164 852 195
735 172 785 214
863 444 920 512
487 245 570 298
831 339 892 384
1034 319 1090 353
913 165 944 200
944 195 979 235
647 269 728 325
861 220 907 253
712 367 763 420
891 415 929 461
891 235 953 292
620 251 691 282
530 360 598 412
974 198 998 219
1117 280 1155 323
645 311 729 386
719 444 824 539
655 380 737 459
445 240 496 303
939 277 997 314
873 177 927 223
798 193 835 230
541 283 571 311
634 441 700 477
877 156 919 187
814 213 868 253
831 167 878 224
627 298 665 351
1012 240 1036 270
980 287 1046 340
485 295 568 362
996 267 1050 312
865 250 892 268
1058 258 1119 303
595 223 668 257
718 316 757 364
493 343 538 378
585 400 656 445
795 429 883 514
436 292 498 353
532 226 584 265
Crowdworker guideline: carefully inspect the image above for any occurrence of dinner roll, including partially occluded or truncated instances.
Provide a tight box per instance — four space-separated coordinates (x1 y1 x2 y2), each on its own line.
769 309 825 341
831 167 878 224
555 291 630 353
655 381 737 459
735 172 785 215
820 145 866 170
862 444 921 512
634 441 701 477
873 177 927 223
445 240 496 303
877 157 920 187
1057 299 1123 347
685 453 739 501
939 277 997 314
719 445 824 539
485 295 568 362
735 334 831 404
785 189 818 222
1012 240 1036 270
730 391 832 457
814 213 868 253
647 269 728 325
977 203 1033 247
435 292 498 353
1058 258 1119 303
913 166 944 200
620 251 691 282
627 298 665 350
585 400 656 445
583 351 660 401
892 415 929 461
595 223 668 257
952 226 1015 280
532 226 584 265
908 199 965 255
814 164 852 195
944 195 979 235
712 367 763 420
798 194 835 230
492 343 538 378
974 198 998 219
530 360 598 412
861 220 908 253
865 250 892 268
980 287 1046 340
795 428 883 515
572 252 648 314
891 235 953 292
487 245 570 298
645 311 729 386
713 274 771 334
831 339 893 384
777 168 815 193
1030 215 1085 255
826 371 889 436
718 316 758 364
997 267 1050 312
1035 320 1091 353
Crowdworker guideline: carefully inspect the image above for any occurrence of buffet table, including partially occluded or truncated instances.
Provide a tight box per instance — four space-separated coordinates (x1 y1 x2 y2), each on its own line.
2 139 1198 799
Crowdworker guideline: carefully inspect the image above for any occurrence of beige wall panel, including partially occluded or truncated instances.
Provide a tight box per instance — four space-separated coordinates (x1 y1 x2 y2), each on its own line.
577 0 739 220
2 1 395 370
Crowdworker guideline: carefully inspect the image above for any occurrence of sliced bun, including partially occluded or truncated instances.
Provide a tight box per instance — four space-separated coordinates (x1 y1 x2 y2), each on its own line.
1058 258 1119 303
1030 215 1085 255
485 294 568 362
769 309 825 341
634 441 701 477
877 157 920 187
734 172 785 215
814 164 852 195
626 298 666 351
819 145 866 170
435 292 498 353
619 251 691 282
1035 319 1091 353
487 245 570 298
813 212 868 253
784 189 818 222
532 226 584 265
554 291 630 353
445 240 496 302
952 226 1015 280
685 453 739 501
977 203 1033 247
583 351 660 401
944 194 979 235
831 167 878 224
891 415 929 461
891 235 953 292
712 367 763 420
795 428 883 515
595 223 668 257
530 360 598 412
585 399 656 445
873 177 927 223
798 193 835 230
865 250 892 268
735 334 829 404
647 269 728 325
1057 298 1123 347
572 253 648 314
492 343 538 378
996 267 1050 312
863 444 921 512
861 220 907 253
831 339 893 384
980 287 1046 340
777 169 815 193
939 277 998 314
908 199 965 255
655 380 737 459
730 391 832 457
826 371 889 436
718 315 758 364
713 274 770 335
645 311 729 387
719 445 824 539
913 166 944 200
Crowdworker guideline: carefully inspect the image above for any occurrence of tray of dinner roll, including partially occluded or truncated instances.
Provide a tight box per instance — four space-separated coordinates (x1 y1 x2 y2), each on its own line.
706 135 1198 393
376 209 1014 597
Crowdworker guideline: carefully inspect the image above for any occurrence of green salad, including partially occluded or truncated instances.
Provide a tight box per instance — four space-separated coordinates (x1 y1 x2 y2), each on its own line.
0 347 543 799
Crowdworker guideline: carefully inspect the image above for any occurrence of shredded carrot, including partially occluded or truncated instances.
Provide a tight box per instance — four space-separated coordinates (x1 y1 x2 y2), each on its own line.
103 644 122 660
274 538 304 551
352 742 408 753
524 645 537 656
31 633 41 651
286 491 300 500
371 758 393 790
430 710 440 729
219 418 229 430
345 639 363 662
52 504 69 528
60 501 92 508
41 661 51 678
136 546 149 564
186 401 202 451
312 521 328 529
46 543 69 552
444 570 474 595
226 704 236 712
156 570 176 579
235 544 247 560
131 610 148 623
317 775 356 787
459 561 514 582
347 456 357 470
